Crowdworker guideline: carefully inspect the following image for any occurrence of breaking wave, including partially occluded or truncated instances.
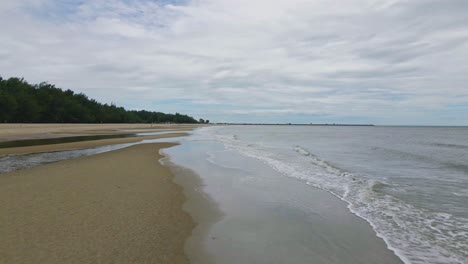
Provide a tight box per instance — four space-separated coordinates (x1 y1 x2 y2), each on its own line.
209 129 468 264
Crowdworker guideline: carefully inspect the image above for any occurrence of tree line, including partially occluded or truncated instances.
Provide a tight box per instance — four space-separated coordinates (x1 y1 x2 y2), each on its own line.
0 76 200 124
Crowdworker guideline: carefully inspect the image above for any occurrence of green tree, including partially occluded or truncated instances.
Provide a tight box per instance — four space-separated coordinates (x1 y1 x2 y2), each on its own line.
0 76 201 124
0 91 17 122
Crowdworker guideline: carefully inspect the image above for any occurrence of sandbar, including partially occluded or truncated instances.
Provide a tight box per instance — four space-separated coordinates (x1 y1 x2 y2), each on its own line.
0 123 199 141
0 143 194 264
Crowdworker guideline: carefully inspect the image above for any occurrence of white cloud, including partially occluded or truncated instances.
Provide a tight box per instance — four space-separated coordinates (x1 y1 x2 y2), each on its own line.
0 0 467 124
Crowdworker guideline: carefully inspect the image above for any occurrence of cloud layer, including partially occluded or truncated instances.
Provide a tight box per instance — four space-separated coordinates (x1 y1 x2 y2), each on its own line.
1 0 467 124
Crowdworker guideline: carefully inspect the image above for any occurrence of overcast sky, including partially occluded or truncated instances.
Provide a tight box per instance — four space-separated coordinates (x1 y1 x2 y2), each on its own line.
1 0 467 125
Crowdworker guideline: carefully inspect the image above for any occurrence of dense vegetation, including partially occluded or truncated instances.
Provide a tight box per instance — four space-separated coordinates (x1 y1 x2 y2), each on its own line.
0 76 199 123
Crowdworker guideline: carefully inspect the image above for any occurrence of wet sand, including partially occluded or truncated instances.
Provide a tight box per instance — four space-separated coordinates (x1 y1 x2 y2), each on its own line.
0 132 188 156
163 140 404 264
0 143 194 264
0 123 198 141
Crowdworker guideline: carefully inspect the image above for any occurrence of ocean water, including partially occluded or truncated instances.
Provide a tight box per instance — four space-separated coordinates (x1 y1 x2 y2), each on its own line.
165 125 468 264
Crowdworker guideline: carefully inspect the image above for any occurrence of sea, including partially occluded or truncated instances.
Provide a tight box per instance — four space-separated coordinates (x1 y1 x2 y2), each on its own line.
163 125 468 264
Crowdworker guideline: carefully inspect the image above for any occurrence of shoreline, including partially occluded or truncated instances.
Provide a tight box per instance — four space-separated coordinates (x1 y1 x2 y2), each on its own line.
162 132 405 264
161 157 224 264
0 142 195 263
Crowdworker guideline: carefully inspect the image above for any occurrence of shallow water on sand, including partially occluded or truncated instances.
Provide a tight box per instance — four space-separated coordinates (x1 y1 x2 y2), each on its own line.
164 140 402 264
0 130 185 149
0 132 186 174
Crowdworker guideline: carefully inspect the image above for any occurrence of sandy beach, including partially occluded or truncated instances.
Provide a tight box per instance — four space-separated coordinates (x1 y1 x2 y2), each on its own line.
0 123 199 155
0 142 194 264
0 132 188 156
0 123 197 141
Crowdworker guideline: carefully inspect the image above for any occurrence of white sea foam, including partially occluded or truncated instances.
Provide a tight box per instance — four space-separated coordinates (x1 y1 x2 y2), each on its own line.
199 127 468 264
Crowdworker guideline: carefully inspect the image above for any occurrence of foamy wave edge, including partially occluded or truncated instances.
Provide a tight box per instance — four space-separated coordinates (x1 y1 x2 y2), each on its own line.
207 129 467 264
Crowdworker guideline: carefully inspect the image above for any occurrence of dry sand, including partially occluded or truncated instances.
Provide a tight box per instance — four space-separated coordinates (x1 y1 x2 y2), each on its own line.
0 143 194 264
